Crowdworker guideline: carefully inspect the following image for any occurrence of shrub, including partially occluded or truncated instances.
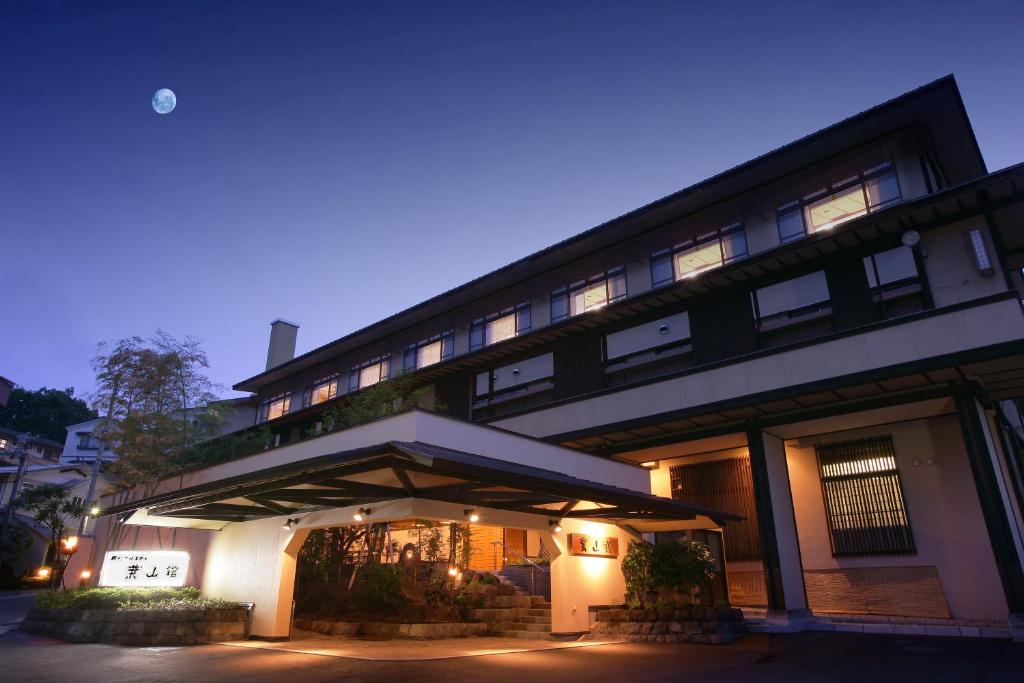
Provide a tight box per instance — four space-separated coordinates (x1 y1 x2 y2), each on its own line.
621 539 718 607
621 541 654 607
352 563 405 611
34 587 236 610
477 572 500 585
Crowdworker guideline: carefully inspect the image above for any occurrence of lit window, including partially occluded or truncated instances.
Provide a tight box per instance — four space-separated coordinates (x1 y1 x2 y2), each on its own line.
551 268 627 322
816 435 915 557
469 304 531 350
777 163 901 243
349 355 391 391
651 224 747 288
404 331 454 371
259 393 291 422
305 374 339 407
0 438 8 451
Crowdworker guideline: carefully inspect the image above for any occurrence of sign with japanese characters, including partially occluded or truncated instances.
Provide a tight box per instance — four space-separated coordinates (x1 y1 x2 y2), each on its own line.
98 550 189 587
567 533 619 558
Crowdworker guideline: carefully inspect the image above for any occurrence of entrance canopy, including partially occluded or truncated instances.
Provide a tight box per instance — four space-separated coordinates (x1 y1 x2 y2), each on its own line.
101 439 740 531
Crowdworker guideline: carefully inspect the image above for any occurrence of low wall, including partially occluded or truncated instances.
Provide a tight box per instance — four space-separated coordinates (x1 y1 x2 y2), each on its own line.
20 607 249 646
591 606 747 644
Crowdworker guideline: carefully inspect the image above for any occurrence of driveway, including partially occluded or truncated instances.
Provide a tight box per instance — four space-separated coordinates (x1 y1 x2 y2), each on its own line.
2 630 1023 683
0 590 38 635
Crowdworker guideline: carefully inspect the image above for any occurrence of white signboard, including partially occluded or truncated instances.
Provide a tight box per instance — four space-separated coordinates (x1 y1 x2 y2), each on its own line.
98 550 189 587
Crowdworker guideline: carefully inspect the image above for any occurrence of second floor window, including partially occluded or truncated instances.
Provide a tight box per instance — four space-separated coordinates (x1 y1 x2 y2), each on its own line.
777 162 902 243
551 267 627 322
304 373 339 407
404 331 454 371
469 303 531 350
651 224 748 288
259 393 291 422
349 355 390 391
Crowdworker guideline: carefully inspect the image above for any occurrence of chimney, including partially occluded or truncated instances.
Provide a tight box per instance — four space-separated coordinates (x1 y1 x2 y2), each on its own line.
266 319 299 370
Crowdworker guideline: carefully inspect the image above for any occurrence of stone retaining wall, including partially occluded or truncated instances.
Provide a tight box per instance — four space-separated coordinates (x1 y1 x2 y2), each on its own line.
20 607 249 646
591 606 746 644
293 617 489 639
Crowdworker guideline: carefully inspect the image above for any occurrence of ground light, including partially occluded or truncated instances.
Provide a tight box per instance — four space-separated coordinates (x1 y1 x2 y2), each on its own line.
447 567 458 577
80 569 92 580
36 567 51 580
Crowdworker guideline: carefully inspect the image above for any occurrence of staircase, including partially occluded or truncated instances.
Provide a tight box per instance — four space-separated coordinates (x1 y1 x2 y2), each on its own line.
471 579 553 640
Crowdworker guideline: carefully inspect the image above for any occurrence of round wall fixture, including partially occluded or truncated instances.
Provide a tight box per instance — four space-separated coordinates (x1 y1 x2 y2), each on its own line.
901 230 921 247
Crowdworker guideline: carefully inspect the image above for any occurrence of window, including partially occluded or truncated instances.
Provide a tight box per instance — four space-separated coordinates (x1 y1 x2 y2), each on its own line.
348 355 390 391
403 331 454 371
777 163 902 243
259 393 292 422
816 435 915 557
304 373 339 407
0 438 8 451
604 311 691 369
651 224 748 288
551 268 627 322
469 303 531 350
670 458 762 562
474 352 554 403
752 270 831 322
77 433 97 450
72 496 84 509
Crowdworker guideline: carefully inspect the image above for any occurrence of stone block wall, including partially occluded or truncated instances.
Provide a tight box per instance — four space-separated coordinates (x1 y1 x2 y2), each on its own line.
591 606 747 644
20 607 249 646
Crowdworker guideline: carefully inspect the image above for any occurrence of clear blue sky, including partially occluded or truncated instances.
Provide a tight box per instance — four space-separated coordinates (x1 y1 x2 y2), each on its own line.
2 0 1022 402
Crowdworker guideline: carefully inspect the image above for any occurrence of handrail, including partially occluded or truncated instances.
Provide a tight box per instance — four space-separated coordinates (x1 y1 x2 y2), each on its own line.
491 540 549 573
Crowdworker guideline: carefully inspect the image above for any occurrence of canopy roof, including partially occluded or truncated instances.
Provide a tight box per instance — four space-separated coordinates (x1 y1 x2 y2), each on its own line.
99 440 741 528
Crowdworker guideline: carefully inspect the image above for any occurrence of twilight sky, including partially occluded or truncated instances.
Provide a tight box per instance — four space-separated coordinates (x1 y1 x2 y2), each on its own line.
2 0 1023 403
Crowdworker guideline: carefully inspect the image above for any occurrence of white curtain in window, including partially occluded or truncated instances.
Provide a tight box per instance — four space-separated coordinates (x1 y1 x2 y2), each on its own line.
756 271 830 318
486 313 517 345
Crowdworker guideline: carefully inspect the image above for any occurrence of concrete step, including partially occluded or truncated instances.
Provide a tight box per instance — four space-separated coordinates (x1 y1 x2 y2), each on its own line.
526 608 551 617
530 596 549 608
518 615 551 625
505 622 550 633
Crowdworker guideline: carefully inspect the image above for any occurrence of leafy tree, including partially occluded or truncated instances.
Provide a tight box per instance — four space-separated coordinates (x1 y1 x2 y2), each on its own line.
316 377 433 434
16 484 83 587
91 332 223 551
0 387 96 443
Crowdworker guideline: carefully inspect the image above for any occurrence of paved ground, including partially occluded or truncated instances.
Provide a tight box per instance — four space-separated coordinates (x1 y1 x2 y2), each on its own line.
0 590 38 635
2 629 1023 683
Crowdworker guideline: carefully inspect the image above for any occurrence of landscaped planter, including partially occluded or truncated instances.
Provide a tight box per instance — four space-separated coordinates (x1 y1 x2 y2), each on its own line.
292 617 489 639
591 606 747 644
20 607 249 646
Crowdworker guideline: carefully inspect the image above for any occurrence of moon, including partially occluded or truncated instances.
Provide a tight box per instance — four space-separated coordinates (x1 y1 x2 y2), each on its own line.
152 88 176 114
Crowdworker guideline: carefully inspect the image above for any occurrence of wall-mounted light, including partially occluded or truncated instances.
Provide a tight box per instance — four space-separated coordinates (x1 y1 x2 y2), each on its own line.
901 230 921 248
464 508 479 523
969 229 994 276
353 507 372 522
282 517 300 530
640 461 660 470
89 506 101 517
548 519 563 533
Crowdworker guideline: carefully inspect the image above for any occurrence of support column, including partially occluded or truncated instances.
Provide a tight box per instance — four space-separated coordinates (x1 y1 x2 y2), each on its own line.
746 426 809 627
954 387 1024 640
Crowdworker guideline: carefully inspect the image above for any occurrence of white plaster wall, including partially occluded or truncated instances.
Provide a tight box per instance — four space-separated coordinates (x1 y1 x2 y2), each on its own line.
921 218 1007 307
548 517 636 633
491 296 1024 438
785 415 1009 620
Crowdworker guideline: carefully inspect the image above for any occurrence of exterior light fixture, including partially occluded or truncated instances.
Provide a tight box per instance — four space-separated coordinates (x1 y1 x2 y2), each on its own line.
447 567 459 577
549 519 563 533
658 324 670 335
282 518 300 530
59 536 80 555
405 549 414 559
90 506 101 517
968 229 994 276
80 569 92 580
36 567 51 580
901 230 921 248
464 509 479 523
640 461 659 470
354 507 372 522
